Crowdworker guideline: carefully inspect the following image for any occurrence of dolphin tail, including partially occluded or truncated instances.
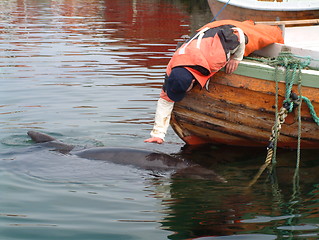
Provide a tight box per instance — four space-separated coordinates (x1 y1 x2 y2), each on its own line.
172 165 227 183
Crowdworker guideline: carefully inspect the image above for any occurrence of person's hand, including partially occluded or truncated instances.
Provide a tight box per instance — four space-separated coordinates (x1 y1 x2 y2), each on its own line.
144 137 164 144
225 59 240 74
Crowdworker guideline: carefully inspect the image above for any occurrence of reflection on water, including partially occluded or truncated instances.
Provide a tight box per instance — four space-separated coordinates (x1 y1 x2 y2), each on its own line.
158 147 319 239
1 0 319 240
0 0 200 149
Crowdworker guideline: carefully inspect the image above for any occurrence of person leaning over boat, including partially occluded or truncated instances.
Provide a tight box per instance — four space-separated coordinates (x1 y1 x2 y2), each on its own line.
144 20 284 144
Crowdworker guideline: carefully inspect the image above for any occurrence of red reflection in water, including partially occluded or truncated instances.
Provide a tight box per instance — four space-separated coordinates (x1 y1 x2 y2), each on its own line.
102 0 191 68
103 0 189 43
1 0 190 69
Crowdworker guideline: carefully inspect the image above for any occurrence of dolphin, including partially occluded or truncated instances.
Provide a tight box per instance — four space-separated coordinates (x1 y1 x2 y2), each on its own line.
27 131 227 182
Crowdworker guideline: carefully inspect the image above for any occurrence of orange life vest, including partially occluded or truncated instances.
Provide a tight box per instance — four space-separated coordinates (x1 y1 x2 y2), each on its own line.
200 20 284 56
166 20 284 87
166 25 240 87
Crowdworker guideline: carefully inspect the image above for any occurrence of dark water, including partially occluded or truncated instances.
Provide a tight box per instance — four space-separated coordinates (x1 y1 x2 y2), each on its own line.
1 0 319 239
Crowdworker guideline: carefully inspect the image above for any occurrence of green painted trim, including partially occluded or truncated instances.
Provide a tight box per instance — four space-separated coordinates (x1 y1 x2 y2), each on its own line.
232 60 319 88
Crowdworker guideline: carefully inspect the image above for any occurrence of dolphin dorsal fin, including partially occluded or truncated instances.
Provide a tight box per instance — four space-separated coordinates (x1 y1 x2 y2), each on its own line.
27 131 75 153
27 131 57 143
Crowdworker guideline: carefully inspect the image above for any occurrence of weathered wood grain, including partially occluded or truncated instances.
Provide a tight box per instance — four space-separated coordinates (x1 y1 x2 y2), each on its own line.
171 69 319 148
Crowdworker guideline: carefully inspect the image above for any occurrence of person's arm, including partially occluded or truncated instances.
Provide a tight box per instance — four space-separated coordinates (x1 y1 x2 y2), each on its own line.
144 90 174 144
225 27 245 74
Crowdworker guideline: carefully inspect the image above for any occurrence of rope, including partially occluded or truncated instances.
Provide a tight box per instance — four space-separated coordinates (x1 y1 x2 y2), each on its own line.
248 107 288 187
272 65 280 168
210 0 231 22
246 52 319 125
245 52 314 68
301 96 319 125
248 51 314 187
293 67 303 195
248 149 273 187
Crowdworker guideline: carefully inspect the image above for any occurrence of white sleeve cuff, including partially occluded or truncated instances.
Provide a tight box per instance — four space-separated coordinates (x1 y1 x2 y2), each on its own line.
150 98 175 141
231 27 245 61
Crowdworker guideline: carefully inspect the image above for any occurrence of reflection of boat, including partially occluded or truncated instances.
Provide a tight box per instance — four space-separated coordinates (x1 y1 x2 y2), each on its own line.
158 144 319 239
207 0 319 21
170 23 319 149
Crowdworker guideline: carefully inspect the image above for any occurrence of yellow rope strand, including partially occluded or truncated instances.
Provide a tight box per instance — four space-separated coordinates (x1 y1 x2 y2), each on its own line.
248 107 288 187
248 148 273 187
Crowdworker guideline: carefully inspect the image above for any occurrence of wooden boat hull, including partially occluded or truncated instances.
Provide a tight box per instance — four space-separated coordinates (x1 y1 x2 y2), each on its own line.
207 0 319 21
170 61 319 149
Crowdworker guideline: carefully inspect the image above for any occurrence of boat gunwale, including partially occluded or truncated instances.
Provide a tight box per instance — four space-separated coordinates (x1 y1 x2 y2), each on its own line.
240 59 319 74
234 59 319 88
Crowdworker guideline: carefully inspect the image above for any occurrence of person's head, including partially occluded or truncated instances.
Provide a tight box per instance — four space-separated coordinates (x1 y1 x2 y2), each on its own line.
165 67 195 102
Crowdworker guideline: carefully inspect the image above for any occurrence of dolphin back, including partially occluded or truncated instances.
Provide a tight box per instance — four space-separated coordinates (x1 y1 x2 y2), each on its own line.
75 147 189 171
26 131 226 182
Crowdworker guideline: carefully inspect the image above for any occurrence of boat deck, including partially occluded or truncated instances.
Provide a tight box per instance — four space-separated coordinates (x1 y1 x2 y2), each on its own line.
253 25 319 70
285 25 319 51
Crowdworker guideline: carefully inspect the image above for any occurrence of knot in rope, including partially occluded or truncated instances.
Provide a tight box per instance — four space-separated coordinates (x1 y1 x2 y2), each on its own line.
270 51 311 69
283 92 299 113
